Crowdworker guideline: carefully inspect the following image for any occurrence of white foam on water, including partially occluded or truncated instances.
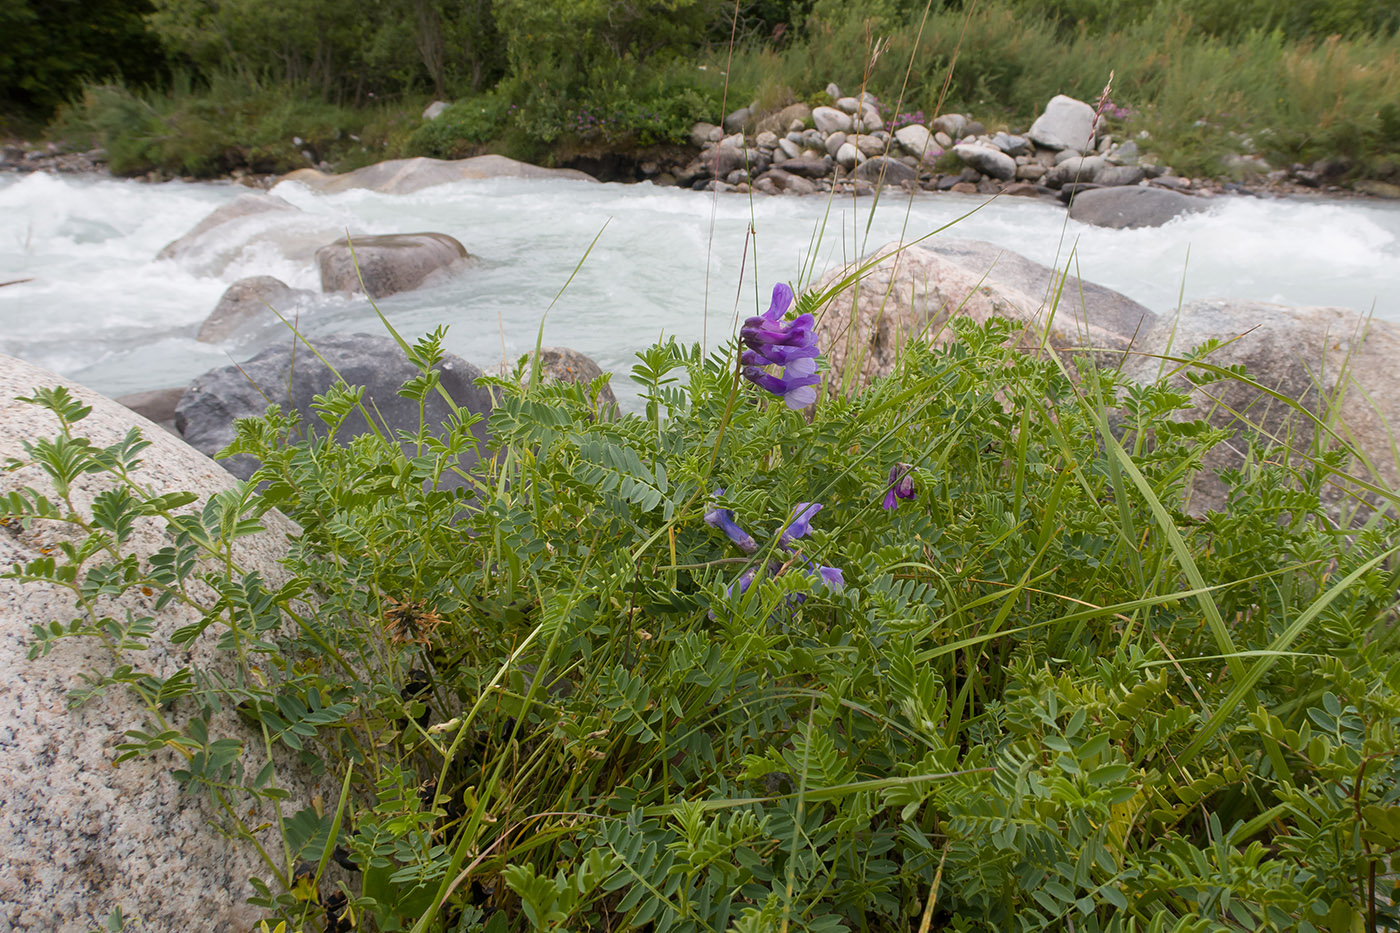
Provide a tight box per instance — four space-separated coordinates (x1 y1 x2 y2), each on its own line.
3 171 1399 407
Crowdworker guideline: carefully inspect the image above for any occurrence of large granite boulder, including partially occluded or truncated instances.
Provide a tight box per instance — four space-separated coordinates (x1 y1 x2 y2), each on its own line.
316 232 470 298
197 275 318 342
156 193 299 262
174 333 494 482
855 157 917 187
486 346 617 415
1069 186 1209 229
953 144 1015 181
0 355 321 932
813 240 1155 389
282 155 596 195
1121 301 1400 516
1028 94 1097 151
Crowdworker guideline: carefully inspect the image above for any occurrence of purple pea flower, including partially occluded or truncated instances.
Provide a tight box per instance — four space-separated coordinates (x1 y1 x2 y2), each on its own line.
817 565 844 592
882 463 916 511
704 489 757 553
779 502 822 545
740 283 822 410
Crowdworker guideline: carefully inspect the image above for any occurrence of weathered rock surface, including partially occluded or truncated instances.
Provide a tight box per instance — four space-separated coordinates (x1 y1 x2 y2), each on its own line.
1028 95 1097 151
316 232 470 298
813 240 1155 389
1121 301 1400 515
855 157 916 187
485 346 617 414
283 155 596 195
0 355 320 932
114 387 185 434
175 333 494 481
953 144 1015 181
156 193 300 263
812 106 853 135
756 103 812 136
1068 186 1208 228
198 275 317 342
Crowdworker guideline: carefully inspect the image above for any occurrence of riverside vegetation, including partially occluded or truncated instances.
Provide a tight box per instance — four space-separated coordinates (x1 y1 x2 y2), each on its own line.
5 260 1400 930
5 0 1399 185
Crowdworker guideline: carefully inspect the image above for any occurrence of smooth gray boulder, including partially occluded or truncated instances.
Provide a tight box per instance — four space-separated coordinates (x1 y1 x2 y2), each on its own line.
114 386 185 434
812 106 853 135
1043 154 1106 188
486 346 617 414
1028 94 1097 151
316 232 469 298
953 144 1015 181
0 355 323 932
1121 301 1400 516
1069 186 1208 229
155 193 300 262
813 240 1154 389
198 275 317 342
893 124 936 157
855 156 917 187
756 103 811 136
174 333 494 482
283 155 596 195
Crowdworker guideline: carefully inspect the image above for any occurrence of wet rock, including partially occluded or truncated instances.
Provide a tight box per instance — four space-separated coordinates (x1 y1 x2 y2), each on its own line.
1068 186 1208 229
283 155 595 195
156 193 300 262
198 276 317 342
316 233 470 298
175 334 494 482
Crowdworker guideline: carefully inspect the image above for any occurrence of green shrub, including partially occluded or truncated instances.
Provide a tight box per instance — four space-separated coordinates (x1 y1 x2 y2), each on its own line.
407 93 514 158
11 272 1400 931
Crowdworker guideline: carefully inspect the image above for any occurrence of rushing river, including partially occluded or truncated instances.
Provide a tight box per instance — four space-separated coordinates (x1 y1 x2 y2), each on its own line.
2 170 1399 410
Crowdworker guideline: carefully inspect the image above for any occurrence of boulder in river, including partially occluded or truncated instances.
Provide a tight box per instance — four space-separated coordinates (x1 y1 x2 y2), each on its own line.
1121 300 1400 517
156 193 300 263
0 354 326 932
855 157 917 187
813 239 1155 389
316 232 470 298
175 333 494 483
1068 186 1208 229
283 155 596 195
197 275 318 342
953 144 1015 181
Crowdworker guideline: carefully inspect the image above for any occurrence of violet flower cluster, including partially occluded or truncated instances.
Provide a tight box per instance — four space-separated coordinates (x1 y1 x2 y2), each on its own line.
741 283 820 410
704 496 843 610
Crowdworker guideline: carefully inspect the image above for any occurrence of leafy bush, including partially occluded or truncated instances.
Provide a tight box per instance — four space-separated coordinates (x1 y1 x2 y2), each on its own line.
407 93 515 158
10 264 1400 931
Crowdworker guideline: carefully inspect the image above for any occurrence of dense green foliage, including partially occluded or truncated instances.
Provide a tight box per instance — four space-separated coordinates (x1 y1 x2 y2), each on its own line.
8 270 1400 930
13 0 1397 179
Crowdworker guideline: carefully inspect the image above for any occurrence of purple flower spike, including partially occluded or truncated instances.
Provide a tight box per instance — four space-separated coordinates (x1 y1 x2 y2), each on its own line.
780 502 822 545
817 565 845 592
704 490 757 553
741 282 822 409
882 463 916 511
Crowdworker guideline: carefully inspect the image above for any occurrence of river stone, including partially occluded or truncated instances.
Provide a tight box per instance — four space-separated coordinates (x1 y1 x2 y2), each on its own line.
1094 164 1146 187
1069 186 1208 228
1120 301 1400 516
812 239 1155 390
853 134 887 158
1028 95 1097 151
485 346 616 414
1044 155 1106 188
855 157 916 187
932 114 966 139
893 124 935 158
835 143 861 170
175 333 494 482
778 156 832 179
283 155 596 195
990 132 1031 156
156 193 300 262
812 106 853 135
197 275 317 342
0 355 325 932
723 107 752 134
689 122 721 147
316 232 469 298
835 97 860 115
753 168 819 195
953 144 1015 181
756 103 811 136
113 387 185 434
755 131 779 149
1355 180 1400 199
